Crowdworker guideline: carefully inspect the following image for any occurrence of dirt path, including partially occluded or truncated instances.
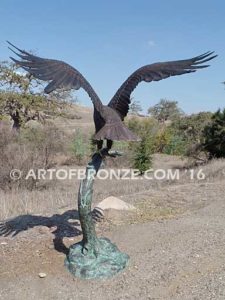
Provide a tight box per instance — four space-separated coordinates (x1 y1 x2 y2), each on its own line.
1 183 225 300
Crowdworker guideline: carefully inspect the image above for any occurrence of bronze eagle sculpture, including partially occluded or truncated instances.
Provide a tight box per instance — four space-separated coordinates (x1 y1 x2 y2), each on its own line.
8 41 217 152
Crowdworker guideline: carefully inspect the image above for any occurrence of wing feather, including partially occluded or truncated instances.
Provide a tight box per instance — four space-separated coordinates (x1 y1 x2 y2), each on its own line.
108 52 217 119
8 41 103 112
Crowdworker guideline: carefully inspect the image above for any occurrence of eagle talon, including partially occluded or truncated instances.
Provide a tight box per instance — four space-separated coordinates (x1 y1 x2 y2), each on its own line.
108 150 123 157
98 148 123 158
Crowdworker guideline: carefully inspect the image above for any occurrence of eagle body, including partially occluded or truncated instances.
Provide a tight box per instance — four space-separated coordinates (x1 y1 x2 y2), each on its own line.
96 105 138 137
94 105 139 150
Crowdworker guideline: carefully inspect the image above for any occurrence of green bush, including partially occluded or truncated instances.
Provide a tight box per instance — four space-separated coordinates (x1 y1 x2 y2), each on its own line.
132 136 152 174
203 108 225 158
163 134 187 155
70 129 90 164
168 112 213 157
127 117 157 173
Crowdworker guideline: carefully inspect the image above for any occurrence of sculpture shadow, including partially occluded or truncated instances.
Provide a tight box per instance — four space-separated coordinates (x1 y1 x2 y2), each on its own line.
0 210 82 255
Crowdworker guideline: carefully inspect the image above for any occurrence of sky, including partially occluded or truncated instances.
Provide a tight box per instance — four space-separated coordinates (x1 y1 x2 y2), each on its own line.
0 0 224 114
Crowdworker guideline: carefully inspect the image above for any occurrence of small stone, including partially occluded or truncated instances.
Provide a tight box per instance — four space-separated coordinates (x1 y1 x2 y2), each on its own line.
38 272 47 278
0 242 7 245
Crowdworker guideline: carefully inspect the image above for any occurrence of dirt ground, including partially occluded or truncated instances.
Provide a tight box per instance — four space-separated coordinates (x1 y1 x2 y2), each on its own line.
1 157 225 299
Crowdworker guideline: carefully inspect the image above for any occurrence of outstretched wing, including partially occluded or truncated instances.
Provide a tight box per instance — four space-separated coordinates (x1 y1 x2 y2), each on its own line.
7 41 103 112
108 52 217 120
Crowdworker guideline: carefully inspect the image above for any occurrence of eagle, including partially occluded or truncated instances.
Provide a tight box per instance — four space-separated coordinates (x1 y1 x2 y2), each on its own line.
8 41 216 153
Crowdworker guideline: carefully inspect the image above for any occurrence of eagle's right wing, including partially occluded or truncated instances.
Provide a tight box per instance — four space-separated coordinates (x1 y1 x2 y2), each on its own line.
108 52 217 120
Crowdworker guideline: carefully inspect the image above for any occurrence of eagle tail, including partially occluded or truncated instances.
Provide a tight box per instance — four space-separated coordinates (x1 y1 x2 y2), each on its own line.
94 122 141 141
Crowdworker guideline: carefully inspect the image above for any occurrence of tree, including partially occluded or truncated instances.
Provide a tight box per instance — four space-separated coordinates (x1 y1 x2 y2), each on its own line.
0 60 76 130
129 99 143 115
203 108 225 158
148 99 184 123
0 91 46 130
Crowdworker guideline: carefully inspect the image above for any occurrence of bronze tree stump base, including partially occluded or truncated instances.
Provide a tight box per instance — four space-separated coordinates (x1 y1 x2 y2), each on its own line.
65 237 129 279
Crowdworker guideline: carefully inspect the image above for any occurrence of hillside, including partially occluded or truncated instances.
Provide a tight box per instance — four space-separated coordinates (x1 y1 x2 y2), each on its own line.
53 104 94 134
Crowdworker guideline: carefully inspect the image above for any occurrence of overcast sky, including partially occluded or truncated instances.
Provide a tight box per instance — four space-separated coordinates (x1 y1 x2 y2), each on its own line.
0 0 224 114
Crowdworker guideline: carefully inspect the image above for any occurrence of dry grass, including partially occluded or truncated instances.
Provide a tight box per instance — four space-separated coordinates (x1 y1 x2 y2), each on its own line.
176 157 225 185
1 151 225 222
0 124 68 191
0 166 161 220
0 184 80 220
130 202 180 224
101 202 181 229
53 104 94 134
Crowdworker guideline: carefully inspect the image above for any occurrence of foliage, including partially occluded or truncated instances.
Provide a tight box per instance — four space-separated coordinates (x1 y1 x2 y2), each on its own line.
148 99 184 123
0 123 66 191
129 99 143 115
126 111 213 161
0 91 49 129
127 117 157 173
153 126 171 153
127 116 159 138
169 112 213 157
171 112 212 142
161 129 187 155
132 136 152 174
70 129 90 164
203 108 225 158
0 60 76 130
21 124 66 166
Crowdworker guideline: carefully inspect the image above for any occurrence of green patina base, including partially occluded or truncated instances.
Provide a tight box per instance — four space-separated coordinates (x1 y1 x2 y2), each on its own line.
65 237 129 279
65 150 128 279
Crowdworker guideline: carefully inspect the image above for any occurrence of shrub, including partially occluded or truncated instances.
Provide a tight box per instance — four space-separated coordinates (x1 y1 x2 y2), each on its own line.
163 134 187 155
203 108 225 158
70 129 90 164
126 117 156 173
132 136 152 174
0 123 66 191
168 112 213 157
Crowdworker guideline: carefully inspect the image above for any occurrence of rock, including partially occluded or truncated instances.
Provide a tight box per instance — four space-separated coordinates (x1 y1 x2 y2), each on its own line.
38 272 47 278
0 242 8 245
94 196 136 211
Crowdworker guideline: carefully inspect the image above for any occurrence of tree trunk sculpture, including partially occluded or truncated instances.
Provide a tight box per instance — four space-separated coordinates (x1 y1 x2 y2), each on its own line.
65 149 129 279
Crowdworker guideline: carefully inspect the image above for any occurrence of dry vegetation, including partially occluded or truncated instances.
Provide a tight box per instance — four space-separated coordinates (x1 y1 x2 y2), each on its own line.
1 105 225 300
0 104 225 223
1 150 225 223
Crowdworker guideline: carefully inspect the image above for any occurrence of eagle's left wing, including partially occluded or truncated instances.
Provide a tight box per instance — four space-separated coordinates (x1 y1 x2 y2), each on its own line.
7 41 103 113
